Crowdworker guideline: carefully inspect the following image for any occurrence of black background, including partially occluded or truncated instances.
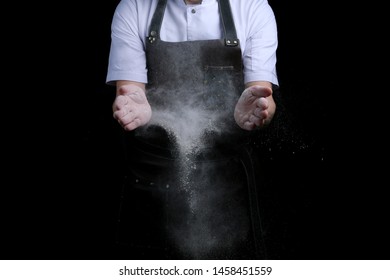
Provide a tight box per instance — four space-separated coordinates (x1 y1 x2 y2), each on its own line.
2 1 387 260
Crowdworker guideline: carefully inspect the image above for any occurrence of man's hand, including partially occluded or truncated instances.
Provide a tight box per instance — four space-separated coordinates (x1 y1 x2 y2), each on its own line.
234 85 273 131
112 84 152 131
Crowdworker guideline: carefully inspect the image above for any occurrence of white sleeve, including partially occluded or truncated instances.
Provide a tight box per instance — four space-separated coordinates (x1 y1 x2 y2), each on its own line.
106 0 148 85
242 0 279 86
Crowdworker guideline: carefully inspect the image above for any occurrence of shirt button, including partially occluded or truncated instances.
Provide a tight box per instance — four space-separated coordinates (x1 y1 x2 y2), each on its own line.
191 9 196 13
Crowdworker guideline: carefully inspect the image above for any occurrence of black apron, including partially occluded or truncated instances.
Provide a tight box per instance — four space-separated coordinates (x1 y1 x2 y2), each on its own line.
117 0 267 260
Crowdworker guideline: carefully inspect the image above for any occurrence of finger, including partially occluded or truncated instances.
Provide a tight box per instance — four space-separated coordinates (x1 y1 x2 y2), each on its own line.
112 95 129 111
253 107 268 119
113 109 124 121
250 108 269 120
118 110 136 124
256 97 269 109
256 119 266 127
249 115 263 126
253 107 262 117
113 105 135 123
243 121 256 131
123 118 141 131
113 106 127 120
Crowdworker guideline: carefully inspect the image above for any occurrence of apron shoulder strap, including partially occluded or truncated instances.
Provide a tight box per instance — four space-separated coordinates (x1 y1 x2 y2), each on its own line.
148 0 167 43
218 0 239 47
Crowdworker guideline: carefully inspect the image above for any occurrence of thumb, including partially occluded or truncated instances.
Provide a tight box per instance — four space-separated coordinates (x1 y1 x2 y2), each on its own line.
118 85 131 96
117 84 145 96
246 85 272 98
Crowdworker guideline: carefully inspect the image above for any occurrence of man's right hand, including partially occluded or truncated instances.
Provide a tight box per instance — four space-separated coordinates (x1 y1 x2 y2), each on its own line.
112 84 152 131
234 84 274 131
